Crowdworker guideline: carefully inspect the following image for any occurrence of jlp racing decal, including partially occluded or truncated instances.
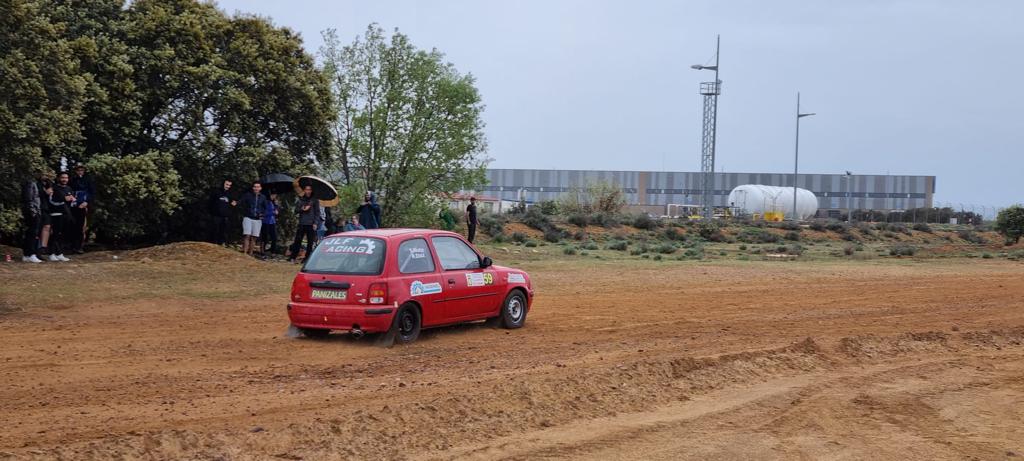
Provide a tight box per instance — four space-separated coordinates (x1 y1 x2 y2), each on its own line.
507 273 526 284
466 272 494 287
410 280 443 296
321 237 377 255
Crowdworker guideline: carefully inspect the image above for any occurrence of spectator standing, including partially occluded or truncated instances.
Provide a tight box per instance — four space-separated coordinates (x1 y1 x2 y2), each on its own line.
68 163 95 253
261 192 280 254
466 197 479 243
343 214 365 232
357 191 381 229
238 181 267 256
20 169 44 263
44 174 74 262
288 185 320 263
209 179 236 245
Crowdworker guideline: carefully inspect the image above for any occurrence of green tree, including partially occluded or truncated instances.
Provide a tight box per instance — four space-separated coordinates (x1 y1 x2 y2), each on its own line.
0 0 88 234
320 25 488 228
86 152 182 241
995 205 1024 244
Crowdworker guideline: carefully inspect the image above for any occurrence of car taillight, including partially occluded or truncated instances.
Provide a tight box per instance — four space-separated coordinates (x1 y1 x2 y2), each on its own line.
369 283 387 304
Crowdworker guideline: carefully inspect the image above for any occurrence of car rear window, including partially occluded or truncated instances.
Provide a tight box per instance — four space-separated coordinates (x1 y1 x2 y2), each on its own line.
303 236 386 275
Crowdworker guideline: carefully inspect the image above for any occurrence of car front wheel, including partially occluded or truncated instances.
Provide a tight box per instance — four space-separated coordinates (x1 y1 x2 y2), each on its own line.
500 290 527 329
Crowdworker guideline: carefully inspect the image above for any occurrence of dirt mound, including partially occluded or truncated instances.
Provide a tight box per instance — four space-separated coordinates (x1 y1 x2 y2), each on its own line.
124 241 254 263
837 331 952 358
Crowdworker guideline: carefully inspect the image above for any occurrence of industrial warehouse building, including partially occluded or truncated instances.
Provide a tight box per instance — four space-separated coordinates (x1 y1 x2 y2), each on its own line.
472 169 936 217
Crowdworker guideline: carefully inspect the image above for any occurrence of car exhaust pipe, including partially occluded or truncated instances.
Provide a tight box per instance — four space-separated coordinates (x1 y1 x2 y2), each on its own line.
350 328 365 338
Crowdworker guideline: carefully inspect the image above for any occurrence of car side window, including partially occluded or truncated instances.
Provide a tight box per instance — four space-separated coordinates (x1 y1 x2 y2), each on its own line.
398 238 436 274
431 236 481 270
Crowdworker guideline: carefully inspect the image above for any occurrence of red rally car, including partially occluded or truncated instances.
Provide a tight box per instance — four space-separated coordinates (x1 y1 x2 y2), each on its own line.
287 229 534 344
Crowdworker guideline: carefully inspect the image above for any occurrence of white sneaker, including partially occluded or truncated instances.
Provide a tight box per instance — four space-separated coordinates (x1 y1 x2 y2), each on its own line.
23 255 42 263
57 254 71 262
48 254 61 262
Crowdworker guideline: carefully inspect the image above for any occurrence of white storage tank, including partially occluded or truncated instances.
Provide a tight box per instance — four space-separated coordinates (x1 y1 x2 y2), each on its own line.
728 185 818 220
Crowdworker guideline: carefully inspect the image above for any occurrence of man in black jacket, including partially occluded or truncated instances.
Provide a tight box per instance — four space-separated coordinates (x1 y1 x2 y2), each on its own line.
47 172 76 262
69 163 96 253
21 169 44 263
288 185 320 263
209 179 236 245
238 181 268 256
466 197 479 243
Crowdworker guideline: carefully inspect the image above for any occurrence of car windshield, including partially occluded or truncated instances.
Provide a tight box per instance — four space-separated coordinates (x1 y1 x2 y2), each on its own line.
303 236 386 275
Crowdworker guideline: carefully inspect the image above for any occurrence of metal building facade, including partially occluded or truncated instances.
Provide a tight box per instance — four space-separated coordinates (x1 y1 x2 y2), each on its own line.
474 169 935 212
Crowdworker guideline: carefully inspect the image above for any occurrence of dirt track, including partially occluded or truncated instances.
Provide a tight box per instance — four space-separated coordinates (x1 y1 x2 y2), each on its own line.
1 246 1023 460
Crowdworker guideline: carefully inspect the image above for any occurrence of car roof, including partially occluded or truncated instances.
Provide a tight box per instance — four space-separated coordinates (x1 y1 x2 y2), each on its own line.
323 228 461 240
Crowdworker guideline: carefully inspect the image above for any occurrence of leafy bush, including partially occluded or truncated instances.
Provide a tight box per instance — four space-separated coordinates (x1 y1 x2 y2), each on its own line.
582 241 599 251
572 230 587 241
889 244 917 256
826 222 849 233
912 222 932 233
982 253 993 259
557 179 626 214
784 231 801 242
567 212 590 227
632 213 659 230
511 232 528 243
543 228 565 243
663 227 684 241
809 221 826 232
739 244 747 250
654 243 677 254
605 240 628 251
788 244 804 255
958 229 986 244
479 214 507 237
683 247 704 259
653 254 663 261
772 221 801 231
995 205 1024 244
524 240 538 248
843 245 855 256
521 207 553 232
697 222 726 242
589 212 619 228
88 152 183 241
737 228 779 244
562 246 577 255
537 200 559 215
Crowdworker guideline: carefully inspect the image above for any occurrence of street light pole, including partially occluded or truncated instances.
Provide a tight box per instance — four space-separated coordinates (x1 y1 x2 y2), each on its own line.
792 93 815 221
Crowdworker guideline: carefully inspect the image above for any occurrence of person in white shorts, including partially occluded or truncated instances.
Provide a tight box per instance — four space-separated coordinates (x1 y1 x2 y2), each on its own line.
238 181 268 256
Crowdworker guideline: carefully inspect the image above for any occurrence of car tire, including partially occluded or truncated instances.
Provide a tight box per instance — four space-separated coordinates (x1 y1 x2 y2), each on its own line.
500 290 527 329
391 304 421 344
300 328 330 339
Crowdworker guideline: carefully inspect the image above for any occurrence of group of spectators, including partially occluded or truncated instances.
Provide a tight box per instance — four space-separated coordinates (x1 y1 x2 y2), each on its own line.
208 180 383 263
20 164 96 263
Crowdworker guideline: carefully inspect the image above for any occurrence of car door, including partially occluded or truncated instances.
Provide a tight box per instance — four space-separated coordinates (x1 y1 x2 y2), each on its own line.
431 235 500 320
395 237 445 327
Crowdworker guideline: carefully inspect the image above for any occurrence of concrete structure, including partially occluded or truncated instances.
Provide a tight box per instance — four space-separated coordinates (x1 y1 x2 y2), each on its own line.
471 169 936 217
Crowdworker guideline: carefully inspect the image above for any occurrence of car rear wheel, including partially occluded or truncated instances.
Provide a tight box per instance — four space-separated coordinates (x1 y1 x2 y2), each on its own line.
391 304 421 344
300 328 330 339
500 290 527 329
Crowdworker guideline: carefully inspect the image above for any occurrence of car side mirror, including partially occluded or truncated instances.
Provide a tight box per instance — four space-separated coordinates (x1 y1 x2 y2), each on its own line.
481 256 493 268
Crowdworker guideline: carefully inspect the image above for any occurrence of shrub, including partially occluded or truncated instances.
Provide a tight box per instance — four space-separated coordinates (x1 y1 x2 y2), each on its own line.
543 228 564 243
605 240 629 251
683 247 704 259
641 254 650 259
654 243 677 254
982 253 993 259
524 240 538 248
590 212 619 228
653 254 663 261
912 222 933 233
739 244 747 251
563 246 577 255
826 222 849 233
86 152 183 241
491 234 505 243
511 232 528 243
772 221 801 231
537 200 559 215
843 245 855 256
629 248 644 256
632 213 659 230
776 245 789 254
479 214 507 237
958 229 986 244
572 230 587 241
788 244 804 256
567 212 590 228
737 228 779 244
697 222 726 242
784 231 801 242
582 241 599 251
995 205 1024 244
521 207 553 231
889 244 917 256
809 221 826 232
663 227 683 241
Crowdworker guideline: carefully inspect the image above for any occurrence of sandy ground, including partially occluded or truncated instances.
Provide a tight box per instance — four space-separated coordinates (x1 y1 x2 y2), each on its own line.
1 244 1023 460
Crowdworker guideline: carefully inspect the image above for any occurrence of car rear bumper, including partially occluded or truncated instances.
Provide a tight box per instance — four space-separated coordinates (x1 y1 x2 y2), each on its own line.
287 302 395 332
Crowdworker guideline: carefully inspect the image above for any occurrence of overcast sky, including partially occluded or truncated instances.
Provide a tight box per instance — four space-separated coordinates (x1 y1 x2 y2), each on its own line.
216 0 1022 209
